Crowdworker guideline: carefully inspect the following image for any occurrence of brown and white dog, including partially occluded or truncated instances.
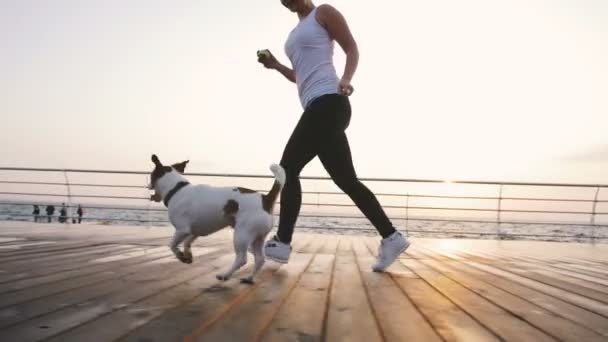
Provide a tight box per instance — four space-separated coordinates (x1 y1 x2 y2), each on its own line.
148 154 286 283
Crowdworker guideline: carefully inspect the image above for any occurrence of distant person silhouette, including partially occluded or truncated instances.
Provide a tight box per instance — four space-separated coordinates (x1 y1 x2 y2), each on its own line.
59 203 67 223
77 205 84 224
32 205 40 222
46 205 55 223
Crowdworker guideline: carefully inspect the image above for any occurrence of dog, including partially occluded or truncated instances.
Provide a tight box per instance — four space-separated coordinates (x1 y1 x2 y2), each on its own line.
148 154 286 283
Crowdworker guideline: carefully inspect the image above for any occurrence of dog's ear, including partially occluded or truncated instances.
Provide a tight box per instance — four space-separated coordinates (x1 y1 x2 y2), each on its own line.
151 154 162 168
172 160 189 174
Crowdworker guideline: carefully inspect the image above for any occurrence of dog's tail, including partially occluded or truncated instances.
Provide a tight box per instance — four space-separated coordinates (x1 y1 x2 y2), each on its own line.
262 163 286 213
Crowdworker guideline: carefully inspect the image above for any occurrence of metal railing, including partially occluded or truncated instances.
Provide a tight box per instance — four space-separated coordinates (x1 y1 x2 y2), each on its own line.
1 166 607 241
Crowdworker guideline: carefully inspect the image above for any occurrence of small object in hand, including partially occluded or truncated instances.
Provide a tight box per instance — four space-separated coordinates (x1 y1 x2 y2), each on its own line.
257 49 270 59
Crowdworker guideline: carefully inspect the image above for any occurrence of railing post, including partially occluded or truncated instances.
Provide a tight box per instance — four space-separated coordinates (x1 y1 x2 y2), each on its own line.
63 170 72 224
591 186 600 226
405 193 409 229
497 184 503 236
145 176 151 229
590 187 600 242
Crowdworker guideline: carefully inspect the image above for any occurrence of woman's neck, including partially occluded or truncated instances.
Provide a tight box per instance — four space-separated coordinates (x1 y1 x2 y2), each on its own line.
297 4 315 20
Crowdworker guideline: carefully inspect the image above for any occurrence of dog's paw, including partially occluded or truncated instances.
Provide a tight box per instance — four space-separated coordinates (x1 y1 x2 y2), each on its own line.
216 274 229 281
240 277 255 284
183 252 193 264
176 252 192 264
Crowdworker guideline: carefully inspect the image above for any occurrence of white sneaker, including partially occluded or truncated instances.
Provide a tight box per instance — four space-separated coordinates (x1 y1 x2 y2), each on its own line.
264 236 292 264
372 231 410 272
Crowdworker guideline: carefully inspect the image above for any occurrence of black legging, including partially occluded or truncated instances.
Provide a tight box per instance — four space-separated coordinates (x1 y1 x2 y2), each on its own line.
277 94 396 243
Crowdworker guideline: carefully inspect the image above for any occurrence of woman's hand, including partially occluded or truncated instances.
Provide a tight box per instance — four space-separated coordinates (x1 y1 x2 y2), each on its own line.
339 78 354 96
257 49 297 83
257 50 280 70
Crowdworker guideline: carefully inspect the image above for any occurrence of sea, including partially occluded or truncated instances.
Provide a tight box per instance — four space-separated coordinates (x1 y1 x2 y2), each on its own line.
1 203 606 243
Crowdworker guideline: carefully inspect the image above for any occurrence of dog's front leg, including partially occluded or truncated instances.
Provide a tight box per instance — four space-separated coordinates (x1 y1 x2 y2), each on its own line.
170 231 190 263
216 229 249 281
182 235 197 264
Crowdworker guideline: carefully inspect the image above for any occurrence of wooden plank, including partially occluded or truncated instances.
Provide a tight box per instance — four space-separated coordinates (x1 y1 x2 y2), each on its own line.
0 237 26 243
456 251 608 304
0 249 214 328
319 234 340 254
44 254 244 342
516 263 608 294
299 235 329 254
473 251 608 284
352 238 442 342
325 251 383 342
409 248 606 341
519 259 608 284
477 250 608 278
0 242 110 261
415 246 608 337
450 254 608 317
398 255 555 341
291 234 314 252
0 241 57 252
0 248 210 309
507 255 608 280
0 245 145 283
0 241 130 261
336 236 352 255
0 247 171 293
471 250 608 295
0 249 230 342
359 239 500 342
255 254 335 342
550 262 608 278
117 253 312 342
0 244 140 271
0 240 89 254
560 256 608 267
187 253 317 342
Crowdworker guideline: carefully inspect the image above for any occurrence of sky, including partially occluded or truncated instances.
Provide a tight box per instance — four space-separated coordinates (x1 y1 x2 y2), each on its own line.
1 0 607 184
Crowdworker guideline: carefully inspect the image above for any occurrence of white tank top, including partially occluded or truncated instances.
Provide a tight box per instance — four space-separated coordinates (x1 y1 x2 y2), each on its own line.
284 7 340 109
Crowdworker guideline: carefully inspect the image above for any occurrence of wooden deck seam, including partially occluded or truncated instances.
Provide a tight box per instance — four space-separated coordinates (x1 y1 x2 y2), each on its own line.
0 243 118 260
0 250 227 331
469 250 608 282
320 237 340 342
445 250 608 319
249 255 318 342
412 246 608 338
412 246 606 341
182 236 327 342
361 239 449 342
453 250 608 306
0 251 182 307
352 245 387 342
0 247 171 288
25 250 232 342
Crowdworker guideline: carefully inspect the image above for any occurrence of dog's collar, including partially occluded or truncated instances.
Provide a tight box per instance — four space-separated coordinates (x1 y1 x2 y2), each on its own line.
163 181 190 207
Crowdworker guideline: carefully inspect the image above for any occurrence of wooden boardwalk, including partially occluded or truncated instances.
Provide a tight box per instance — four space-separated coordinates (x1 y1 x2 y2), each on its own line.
0 222 607 342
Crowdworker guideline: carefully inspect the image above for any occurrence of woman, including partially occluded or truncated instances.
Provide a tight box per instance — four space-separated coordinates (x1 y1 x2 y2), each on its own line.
258 0 409 272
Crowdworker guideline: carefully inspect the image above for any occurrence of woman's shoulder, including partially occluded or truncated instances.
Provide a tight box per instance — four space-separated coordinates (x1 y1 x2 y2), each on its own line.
316 3 339 16
315 3 344 26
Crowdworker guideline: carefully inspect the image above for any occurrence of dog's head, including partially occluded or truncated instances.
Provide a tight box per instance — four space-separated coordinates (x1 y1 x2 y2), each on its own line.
148 154 189 202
